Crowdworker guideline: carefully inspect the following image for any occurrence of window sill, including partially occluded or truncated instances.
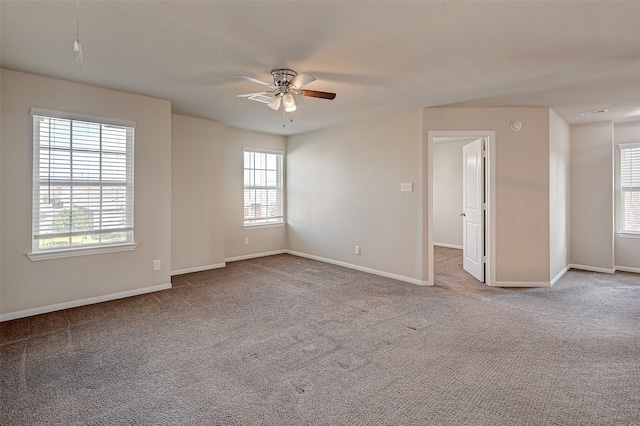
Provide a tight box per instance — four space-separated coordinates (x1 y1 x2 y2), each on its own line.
617 232 640 239
27 243 137 261
243 223 285 231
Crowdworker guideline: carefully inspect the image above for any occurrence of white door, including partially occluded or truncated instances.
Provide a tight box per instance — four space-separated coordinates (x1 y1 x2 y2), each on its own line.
462 138 485 282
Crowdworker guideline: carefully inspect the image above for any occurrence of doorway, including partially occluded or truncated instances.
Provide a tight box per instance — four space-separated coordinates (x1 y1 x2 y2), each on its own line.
426 131 495 286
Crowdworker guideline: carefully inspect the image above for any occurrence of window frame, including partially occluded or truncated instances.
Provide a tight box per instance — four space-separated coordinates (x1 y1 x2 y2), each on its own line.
243 148 285 229
27 108 137 260
618 142 640 237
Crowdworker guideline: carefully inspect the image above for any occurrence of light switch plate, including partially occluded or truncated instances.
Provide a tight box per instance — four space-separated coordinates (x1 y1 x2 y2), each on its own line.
401 182 413 192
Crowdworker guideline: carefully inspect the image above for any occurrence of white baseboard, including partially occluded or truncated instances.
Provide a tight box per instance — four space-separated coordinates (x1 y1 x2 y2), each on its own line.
433 243 463 250
568 263 639 275
550 265 570 287
491 281 551 288
286 250 431 286
569 264 615 274
171 262 226 276
225 250 287 263
0 283 172 322
615 265 640 274
0 249 433 322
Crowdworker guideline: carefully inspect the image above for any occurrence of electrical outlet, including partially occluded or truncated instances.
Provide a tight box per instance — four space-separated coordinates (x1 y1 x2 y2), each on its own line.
355 245 361 255
244 238 249 246
153 259 161 271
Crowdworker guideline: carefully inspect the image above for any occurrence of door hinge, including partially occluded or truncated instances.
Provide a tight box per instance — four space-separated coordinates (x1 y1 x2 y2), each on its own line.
483 202 487 210
482 150 487 158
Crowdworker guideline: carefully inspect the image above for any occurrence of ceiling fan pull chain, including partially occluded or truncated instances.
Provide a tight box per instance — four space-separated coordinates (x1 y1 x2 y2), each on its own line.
282 107 286 127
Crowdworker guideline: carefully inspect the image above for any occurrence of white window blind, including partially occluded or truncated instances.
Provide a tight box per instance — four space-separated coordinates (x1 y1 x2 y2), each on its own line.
31 110 135 252
620 142 640 233
243 149 284 226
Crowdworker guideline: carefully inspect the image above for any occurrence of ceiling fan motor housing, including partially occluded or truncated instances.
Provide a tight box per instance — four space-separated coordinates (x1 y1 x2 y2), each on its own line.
271 69 297 88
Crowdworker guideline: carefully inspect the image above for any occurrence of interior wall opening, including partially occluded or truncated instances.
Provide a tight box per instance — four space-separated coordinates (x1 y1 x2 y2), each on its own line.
432 137 483 288
426 131 496 287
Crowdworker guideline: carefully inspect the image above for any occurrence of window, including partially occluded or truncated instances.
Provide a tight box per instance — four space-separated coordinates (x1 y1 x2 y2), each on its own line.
243 149 284 226
620 142 640 234
29 108 135 258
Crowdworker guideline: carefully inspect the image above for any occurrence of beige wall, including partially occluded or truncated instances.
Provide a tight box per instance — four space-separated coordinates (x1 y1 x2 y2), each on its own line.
549 109 571 282
224 127 287 259
0 69 172 316
4 69 627 319
613 121 640 271
287 109 425 282
570 122 614 271
171 114 226 273
433 139 467 248
424 107 551 284
0 69 3 295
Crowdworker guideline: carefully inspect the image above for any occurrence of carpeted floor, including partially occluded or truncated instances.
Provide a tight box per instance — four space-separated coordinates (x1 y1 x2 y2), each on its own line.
1 248 639 425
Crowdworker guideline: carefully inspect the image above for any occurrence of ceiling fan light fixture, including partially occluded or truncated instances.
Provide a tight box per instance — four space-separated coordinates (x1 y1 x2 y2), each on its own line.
237 69 335 118
283 93 297 112
268 96 282 111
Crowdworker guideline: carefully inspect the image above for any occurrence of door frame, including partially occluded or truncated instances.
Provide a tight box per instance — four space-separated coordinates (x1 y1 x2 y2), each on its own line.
426 131 496 286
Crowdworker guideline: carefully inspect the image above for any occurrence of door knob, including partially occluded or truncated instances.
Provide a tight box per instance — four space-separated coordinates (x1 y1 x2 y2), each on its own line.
460 213 466 217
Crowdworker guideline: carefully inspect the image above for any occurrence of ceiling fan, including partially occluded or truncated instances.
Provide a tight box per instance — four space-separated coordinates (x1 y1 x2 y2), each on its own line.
237 69 336 112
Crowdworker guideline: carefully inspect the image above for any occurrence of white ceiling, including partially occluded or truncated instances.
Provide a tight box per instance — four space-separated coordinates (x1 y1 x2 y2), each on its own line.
2 1 639 136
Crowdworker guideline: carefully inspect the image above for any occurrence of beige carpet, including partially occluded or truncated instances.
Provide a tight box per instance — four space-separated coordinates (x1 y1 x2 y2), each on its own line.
1 248 639 425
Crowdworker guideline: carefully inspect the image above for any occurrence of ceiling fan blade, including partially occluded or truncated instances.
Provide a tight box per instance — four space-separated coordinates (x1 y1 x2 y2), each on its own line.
237 91 269 98
239 92 274 104
289 72 316 89
301 89 336 100
267 96 282 111
235 74 275 88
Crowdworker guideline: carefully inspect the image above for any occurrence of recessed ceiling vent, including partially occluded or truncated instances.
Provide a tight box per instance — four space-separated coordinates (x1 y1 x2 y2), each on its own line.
580 109 609 116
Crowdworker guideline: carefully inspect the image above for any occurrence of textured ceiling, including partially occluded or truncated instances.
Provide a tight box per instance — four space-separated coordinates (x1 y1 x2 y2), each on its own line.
2 1 639 135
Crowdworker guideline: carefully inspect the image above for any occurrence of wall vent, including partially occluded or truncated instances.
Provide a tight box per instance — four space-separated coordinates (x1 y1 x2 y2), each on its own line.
579 109 609 116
